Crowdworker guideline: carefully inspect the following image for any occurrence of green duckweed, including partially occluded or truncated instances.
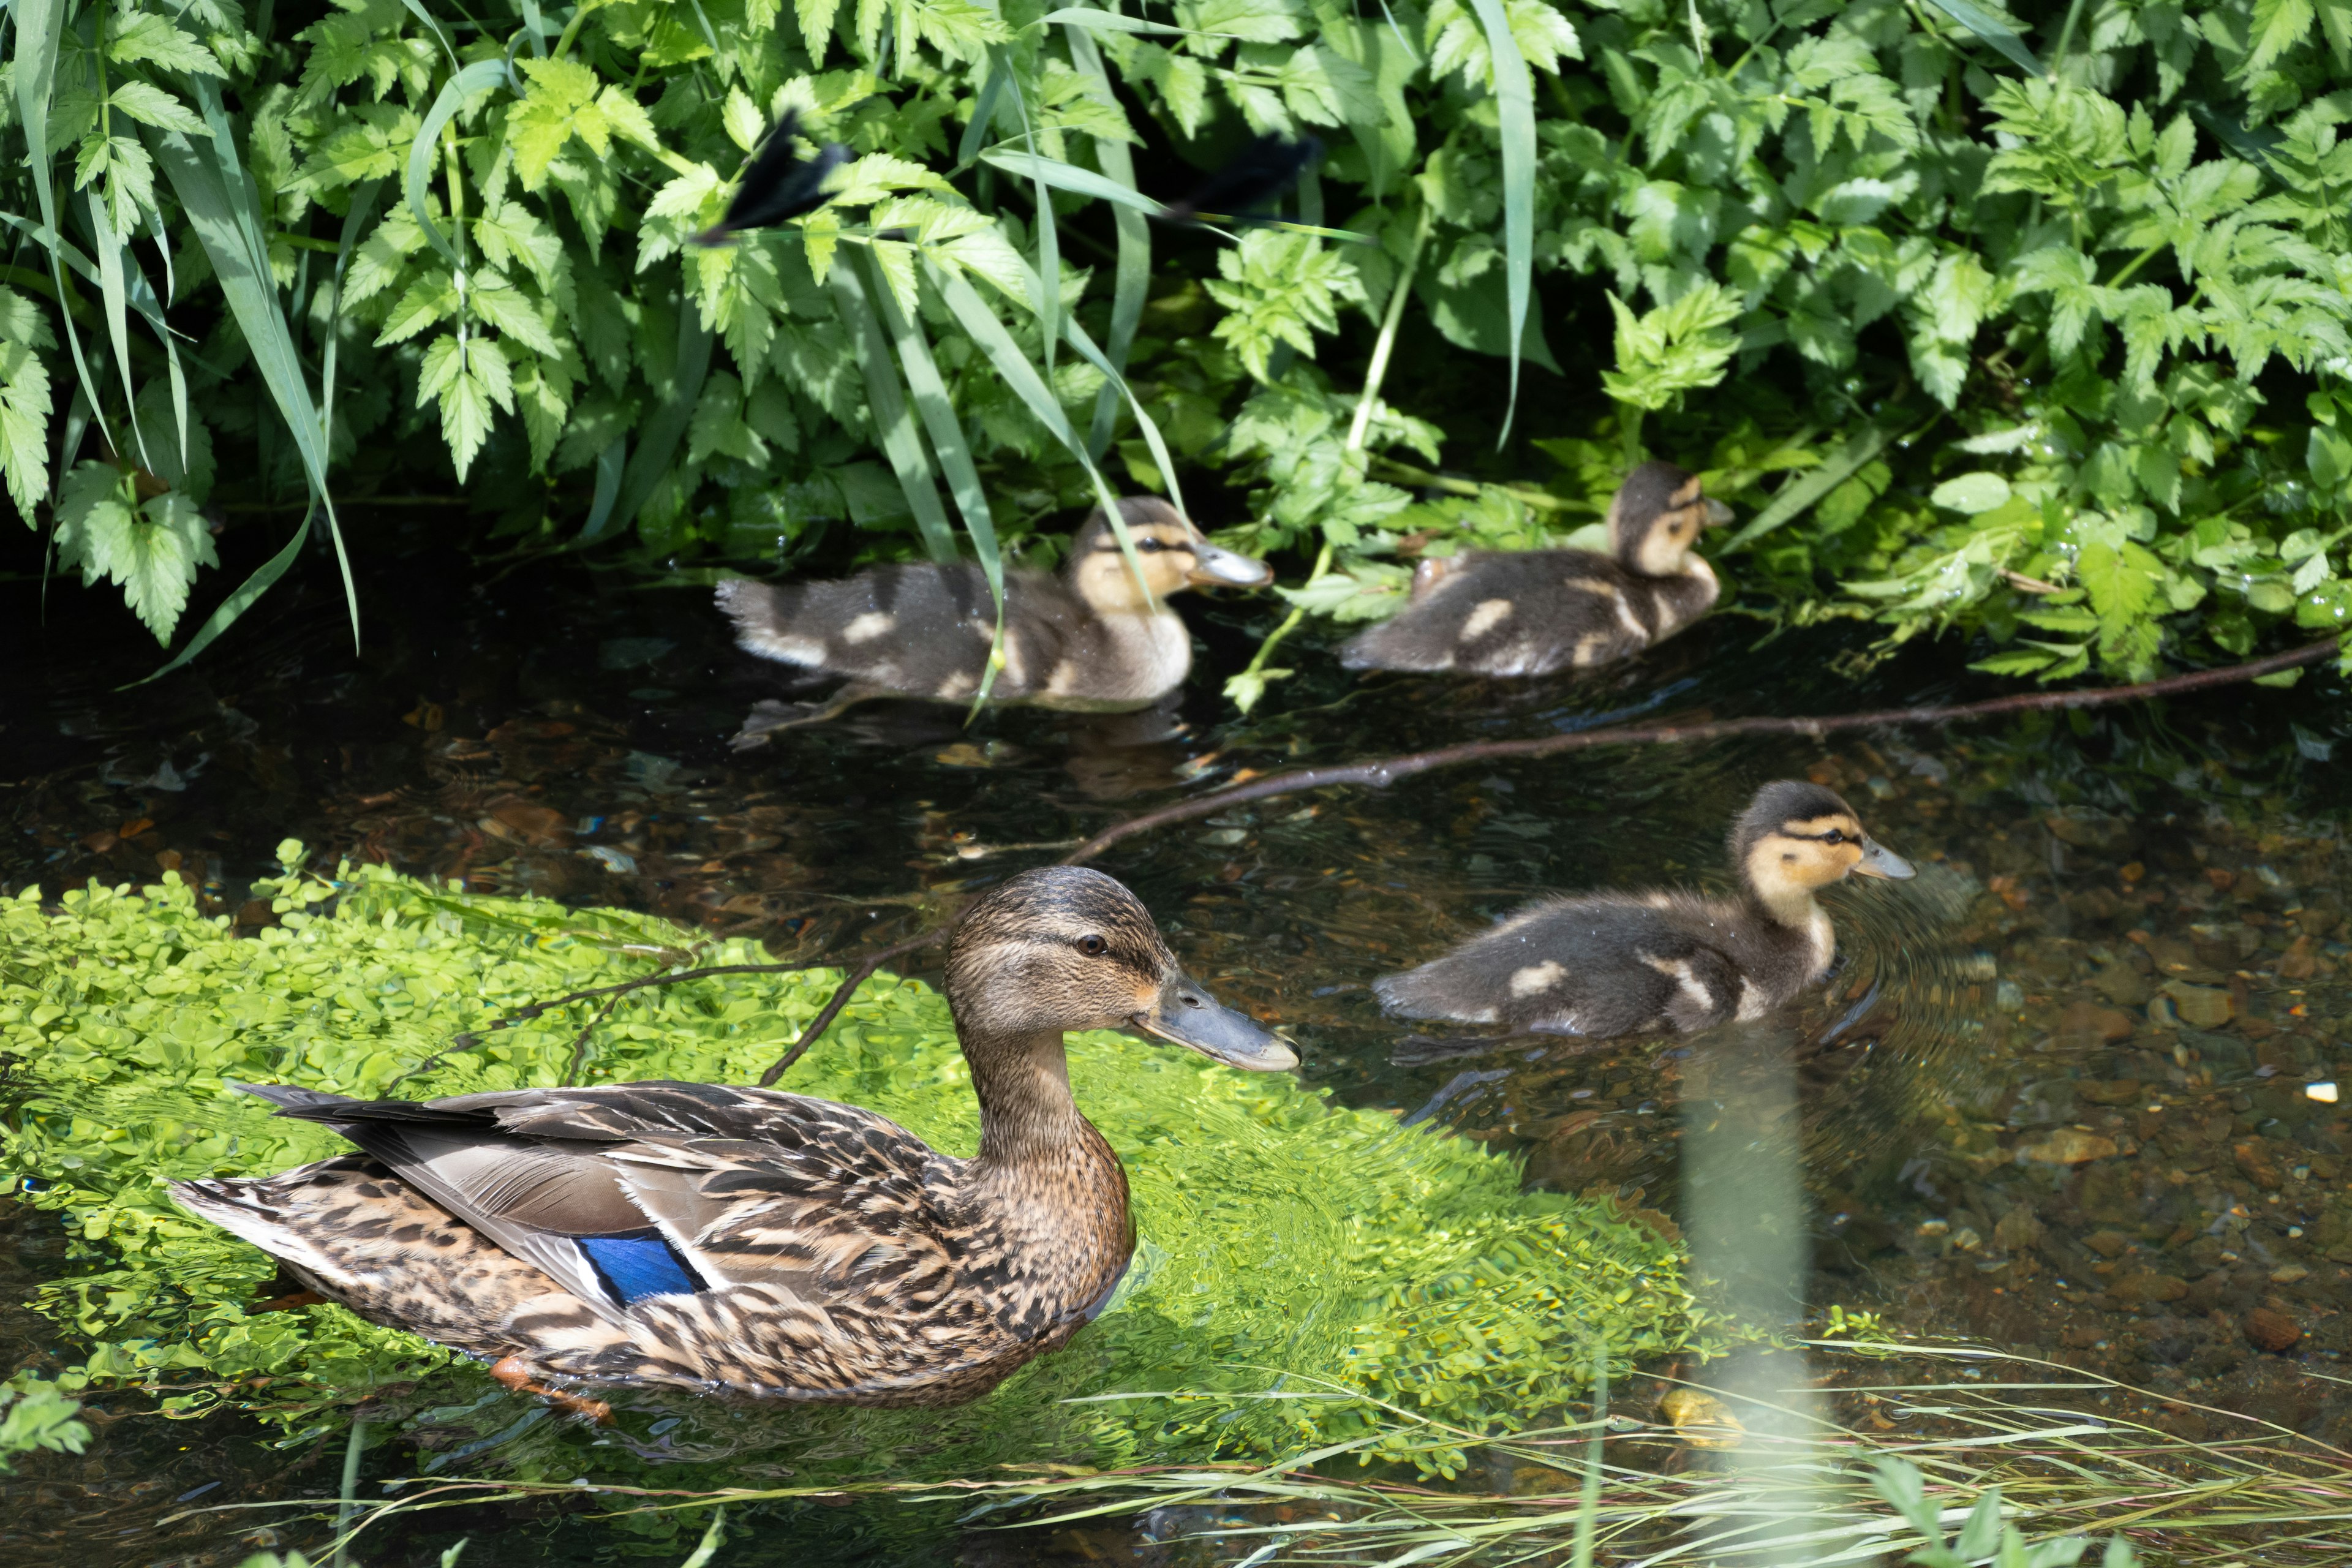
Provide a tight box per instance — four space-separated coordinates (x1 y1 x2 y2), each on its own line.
0 850 1703 1479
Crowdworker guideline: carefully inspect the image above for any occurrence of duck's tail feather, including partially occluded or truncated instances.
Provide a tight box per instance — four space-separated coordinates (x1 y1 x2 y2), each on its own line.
714 578 824 668
1337 617 1457 673
1371 959 1496 1023
170 1158 619 1362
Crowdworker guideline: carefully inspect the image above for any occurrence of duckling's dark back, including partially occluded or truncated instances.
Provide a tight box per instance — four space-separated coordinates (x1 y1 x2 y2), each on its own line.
1338 550 1716 677
717 562 1090 703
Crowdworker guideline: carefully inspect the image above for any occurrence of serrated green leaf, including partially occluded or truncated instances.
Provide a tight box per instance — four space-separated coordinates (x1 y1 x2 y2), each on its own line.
52 464 219 642
417 334 514 480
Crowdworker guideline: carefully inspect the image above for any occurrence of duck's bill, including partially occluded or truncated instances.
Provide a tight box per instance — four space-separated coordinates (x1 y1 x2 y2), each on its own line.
1131 976 1297 1069
1187 541 1274 589
1853 837 1916 880
1703 498 1735 527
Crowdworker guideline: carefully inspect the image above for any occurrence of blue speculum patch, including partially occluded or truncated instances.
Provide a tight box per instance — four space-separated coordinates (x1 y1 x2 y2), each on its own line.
579 1231 703 1305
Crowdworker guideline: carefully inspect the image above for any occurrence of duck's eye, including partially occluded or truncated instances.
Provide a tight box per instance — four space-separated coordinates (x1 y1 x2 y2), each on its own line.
1133 537 1167 553
1077 935 1109 956
1821 829 1846 845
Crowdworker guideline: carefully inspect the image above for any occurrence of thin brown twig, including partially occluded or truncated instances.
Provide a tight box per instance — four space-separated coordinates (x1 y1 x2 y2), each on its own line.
561 989 630 1086
1061 638 2341 864
758 930 947 1087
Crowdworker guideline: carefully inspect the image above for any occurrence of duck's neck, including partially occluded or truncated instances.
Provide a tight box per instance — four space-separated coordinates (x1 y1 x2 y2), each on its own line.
1741 880 1837 981
965 1029 1095 1169
960 1029 1133 1321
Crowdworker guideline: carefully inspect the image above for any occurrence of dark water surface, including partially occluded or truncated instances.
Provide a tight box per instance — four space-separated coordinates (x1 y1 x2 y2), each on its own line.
6 549 2351 1565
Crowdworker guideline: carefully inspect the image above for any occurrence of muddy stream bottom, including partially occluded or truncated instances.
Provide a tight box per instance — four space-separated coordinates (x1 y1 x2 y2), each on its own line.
4 555 2350 1565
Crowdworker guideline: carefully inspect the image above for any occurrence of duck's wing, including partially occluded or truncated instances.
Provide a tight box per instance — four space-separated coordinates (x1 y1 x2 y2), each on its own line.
717 564 1071 702
1376 896 1746 1037
236 1082 957 1322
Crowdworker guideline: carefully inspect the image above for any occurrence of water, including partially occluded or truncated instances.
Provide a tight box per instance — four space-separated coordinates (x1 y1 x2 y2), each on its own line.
6 551 2351 1564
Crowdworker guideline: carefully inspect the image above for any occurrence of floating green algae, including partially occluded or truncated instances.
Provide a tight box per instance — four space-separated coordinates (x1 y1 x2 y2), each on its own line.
0 853 1701 1478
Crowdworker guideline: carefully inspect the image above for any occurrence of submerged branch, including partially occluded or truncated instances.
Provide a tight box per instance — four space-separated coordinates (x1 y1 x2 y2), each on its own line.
1066 638 2342 863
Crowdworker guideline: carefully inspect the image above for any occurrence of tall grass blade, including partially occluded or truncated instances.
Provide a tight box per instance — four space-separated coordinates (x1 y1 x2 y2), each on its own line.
149 80 356 647
830 258 957 564
409 59 512 273
1057 308 1187 522
607 292 712 536
926 257 1124 523
1920 0 2048 76
957 46 1011 170
1464 0 1532 447
1571 1341 1606 1568
13 0 118 464
978 149 1163 216
81 195 151 470
332 1415 366 1568
1062 20 1148 460
579 437 627 541
138 181 382 684
677 1506 726 1568
1723 423 1896 551
868 247 1007 701
1001 74 1060 374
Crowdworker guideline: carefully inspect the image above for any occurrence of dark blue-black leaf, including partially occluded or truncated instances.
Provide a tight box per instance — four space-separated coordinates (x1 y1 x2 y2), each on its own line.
694 111 850 245
1158 134 1322 225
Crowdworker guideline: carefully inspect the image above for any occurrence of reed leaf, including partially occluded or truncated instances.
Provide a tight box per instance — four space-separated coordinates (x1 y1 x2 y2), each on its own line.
150 78 356 647
1062 18 1148 461
606 293 713 538
830 257 958 564
407 59 513 274
1464 0 1533 448
978 148 1164 217
867 246 1007 699
1921 0 2048 77
139 180 381 684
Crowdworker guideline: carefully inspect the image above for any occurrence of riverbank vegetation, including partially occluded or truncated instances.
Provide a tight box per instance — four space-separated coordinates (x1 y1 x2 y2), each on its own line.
0 853 1698 1480
0 0 2345 697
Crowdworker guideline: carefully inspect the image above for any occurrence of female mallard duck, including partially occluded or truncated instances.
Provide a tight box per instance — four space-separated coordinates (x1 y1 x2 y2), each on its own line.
170 868 1296 1409
1375 781 1913 1038
715 499 1269 745
1339 461 1732 677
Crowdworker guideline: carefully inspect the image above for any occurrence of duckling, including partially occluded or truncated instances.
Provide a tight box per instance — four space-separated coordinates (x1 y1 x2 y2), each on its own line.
1338 461 1733 677
716 499 1269 746
170 867 1296 1409
1374 781 1913 1039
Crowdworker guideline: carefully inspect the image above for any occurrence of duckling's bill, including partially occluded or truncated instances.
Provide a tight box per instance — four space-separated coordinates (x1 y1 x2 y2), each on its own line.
1852 835 1915 879
1187 540 1275 588
1129 974 1297 1069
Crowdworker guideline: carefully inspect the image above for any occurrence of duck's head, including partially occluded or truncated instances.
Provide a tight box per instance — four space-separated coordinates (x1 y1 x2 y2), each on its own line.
945 866 1297 1070
1732 780 1914 914
1066 498 1272 612
1609 461 1733 576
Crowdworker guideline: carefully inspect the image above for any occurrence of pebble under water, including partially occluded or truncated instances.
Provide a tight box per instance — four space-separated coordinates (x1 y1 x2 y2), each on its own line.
4 553 2350 1566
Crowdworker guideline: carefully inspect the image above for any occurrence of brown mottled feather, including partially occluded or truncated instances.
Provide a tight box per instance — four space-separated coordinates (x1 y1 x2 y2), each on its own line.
168 867 1282 1409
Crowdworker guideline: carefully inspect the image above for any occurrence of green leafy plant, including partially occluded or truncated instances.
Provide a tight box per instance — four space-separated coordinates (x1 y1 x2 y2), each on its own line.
0 1370 93 1472
0 854 1703 1479
2 0 2346 699
1871 1456 2142 1568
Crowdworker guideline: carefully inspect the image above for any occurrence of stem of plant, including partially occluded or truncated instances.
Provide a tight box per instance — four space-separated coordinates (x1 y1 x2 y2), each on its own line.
1368 456 1574 511
1230 208 1434 713
1346 205 1431 451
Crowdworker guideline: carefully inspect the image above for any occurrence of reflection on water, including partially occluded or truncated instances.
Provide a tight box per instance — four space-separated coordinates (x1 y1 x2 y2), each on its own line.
4 557 2351 1564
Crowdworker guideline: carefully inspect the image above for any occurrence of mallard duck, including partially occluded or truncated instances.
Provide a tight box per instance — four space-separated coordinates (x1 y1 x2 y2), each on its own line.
1338 461 1732 677
170 867 1296 1410
715 499 1269 746
1375 781 1913 1038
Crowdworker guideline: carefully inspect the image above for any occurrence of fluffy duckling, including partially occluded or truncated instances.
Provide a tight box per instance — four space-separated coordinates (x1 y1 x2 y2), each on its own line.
172 867 1296 1409
1376 781 1913 1039
717 499 1268 745
1339 461 1732 677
